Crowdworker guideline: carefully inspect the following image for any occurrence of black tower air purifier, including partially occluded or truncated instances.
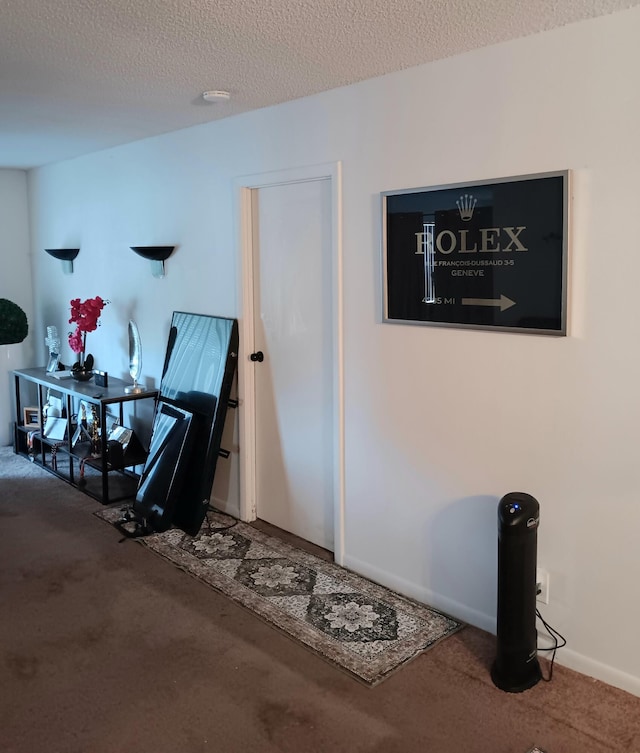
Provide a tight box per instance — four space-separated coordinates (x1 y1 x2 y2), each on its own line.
491 492 542 692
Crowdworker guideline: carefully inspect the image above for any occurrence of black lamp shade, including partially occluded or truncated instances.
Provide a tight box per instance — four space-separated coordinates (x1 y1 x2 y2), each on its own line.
45 248 80 261
130 246 175 261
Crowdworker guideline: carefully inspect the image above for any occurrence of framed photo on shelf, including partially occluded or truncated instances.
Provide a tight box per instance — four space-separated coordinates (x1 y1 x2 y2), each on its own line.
107 423 133 451
43 416 67 441
23 406 40 428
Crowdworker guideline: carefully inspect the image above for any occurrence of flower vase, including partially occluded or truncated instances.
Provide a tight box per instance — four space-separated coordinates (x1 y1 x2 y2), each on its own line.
72 365 94 381
72 334 95 381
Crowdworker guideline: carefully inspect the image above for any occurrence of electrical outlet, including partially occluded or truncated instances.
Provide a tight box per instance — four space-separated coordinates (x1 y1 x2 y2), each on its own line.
536 568 550 604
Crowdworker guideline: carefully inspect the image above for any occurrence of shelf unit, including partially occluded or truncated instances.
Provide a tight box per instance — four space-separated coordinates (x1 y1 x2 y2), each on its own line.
12 367 158 504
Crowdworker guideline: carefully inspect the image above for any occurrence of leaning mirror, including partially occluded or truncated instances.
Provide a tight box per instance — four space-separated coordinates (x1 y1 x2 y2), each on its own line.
153 312 238 534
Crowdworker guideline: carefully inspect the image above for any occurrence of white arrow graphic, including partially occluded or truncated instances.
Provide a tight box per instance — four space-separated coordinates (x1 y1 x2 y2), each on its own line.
461 294 516 312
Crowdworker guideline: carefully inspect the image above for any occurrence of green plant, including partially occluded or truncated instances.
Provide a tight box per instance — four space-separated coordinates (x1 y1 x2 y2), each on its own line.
0 298 28 345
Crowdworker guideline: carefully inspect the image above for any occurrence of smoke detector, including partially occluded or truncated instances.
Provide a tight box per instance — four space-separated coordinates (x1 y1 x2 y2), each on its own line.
202 90 231 103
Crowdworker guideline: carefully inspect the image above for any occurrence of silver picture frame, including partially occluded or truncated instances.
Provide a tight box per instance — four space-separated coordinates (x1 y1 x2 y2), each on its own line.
381 171 569 335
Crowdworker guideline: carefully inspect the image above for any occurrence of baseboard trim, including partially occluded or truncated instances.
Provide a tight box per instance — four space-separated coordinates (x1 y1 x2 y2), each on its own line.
341 554 495 633
341 554 640 699
556 647 640 698
210 497 240 520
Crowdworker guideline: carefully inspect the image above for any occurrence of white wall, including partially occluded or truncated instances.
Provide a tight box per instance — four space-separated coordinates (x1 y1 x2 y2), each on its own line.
0 170 32 444
27 7 640 695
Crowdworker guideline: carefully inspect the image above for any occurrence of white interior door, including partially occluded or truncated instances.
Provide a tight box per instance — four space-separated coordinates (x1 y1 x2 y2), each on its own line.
251 178 334 551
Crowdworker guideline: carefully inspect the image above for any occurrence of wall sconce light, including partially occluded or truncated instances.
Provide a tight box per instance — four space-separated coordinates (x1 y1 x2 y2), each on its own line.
44 248 80 275
130 246 175 278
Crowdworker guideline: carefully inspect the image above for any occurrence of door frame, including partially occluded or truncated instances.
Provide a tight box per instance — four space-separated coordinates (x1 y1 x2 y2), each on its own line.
235 162 345 564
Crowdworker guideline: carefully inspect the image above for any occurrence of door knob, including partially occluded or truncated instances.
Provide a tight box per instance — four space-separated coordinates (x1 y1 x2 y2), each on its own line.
250 351 264 362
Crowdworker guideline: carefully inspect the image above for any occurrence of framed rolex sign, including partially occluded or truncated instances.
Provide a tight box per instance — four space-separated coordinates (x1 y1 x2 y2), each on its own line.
382 171 569 335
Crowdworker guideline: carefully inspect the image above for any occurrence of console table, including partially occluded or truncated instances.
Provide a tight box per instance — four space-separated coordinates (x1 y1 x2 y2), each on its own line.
12 367 158 504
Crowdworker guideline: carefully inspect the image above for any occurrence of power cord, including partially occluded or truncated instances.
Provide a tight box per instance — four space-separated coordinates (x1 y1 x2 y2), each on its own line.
536 608 567 681
111 503 237 542
203 505 238 534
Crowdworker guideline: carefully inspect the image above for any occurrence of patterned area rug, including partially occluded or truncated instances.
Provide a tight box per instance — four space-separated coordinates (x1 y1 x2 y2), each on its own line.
96 507 462 685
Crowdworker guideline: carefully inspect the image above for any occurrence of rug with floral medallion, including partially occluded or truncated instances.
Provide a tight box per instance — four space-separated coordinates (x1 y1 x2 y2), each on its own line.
96 506 463 686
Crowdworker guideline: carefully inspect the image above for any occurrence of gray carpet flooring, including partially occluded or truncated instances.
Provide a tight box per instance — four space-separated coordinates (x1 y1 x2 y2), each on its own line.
2 446 640 752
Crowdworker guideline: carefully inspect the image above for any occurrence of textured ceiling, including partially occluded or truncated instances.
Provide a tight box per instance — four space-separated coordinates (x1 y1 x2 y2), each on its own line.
0 0 637 169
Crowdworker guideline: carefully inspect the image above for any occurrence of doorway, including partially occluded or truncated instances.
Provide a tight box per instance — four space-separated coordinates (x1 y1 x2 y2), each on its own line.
237 163 344 562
